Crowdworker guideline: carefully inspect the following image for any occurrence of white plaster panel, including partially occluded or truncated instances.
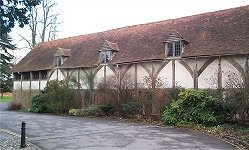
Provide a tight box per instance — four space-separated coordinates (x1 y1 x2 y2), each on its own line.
158 61 172 88
31 81 39 90
233 57 246 68
221 59 241 88
126 65 135 76
106 66 116 77
95 66 105 86
175 60 193 88
13 81 21 90
198 59 218 89
49 70 57 81
40 81 47 90
136 64 150 88
196 58 209 70
49 69 65 81
22 81 30 90
57 69 65 81
184 59 195 71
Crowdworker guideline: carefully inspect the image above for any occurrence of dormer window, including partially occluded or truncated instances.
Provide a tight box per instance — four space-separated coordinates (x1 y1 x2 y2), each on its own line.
167 41 182 57
164 31 189 57
55 56 63 67
100 51 112 63
54 47 71 67
99 40 119 64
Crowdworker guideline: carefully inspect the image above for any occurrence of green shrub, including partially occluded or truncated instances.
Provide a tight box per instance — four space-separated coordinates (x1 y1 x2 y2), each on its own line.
43 80 75 113
122 99 140 117
99 103 115 116
78 106 100 117
30 80 76 114
69 108 78 116
31 94 47 113
162 89 229 126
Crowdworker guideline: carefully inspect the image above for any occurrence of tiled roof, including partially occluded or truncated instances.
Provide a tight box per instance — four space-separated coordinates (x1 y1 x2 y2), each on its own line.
58 47 71 57
105 40 119 52
12 5 249 72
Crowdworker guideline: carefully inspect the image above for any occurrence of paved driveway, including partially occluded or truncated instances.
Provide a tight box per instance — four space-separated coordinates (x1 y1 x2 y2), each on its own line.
0 102 10 110
0 111 235 150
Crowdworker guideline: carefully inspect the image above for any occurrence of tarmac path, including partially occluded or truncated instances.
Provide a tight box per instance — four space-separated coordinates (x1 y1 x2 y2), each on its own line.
0 111 235 150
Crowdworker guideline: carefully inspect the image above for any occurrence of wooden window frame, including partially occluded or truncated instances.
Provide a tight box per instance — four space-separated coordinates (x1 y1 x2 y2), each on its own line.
100 51 112 64
167 41 182 57
32 71 39 80
14 72 21 81
41 71 47 80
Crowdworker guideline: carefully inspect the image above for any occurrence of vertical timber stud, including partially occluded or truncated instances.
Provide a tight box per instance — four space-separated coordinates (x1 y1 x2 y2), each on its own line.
172 60 175 88
218 56 222 90
38 71 41 91
56 68 59 81
77 68 80 90
104 65 107 86
193 58 198 89
104 65 107 101
245 57 249 85
29 72 32 99
134 63 137 90
67 69 69 80
20 121 26 148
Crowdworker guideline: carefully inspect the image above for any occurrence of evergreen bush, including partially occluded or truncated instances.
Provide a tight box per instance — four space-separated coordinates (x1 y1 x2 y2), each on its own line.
122 99 140 117
99 103 115 116
30 80 75 114
31 94 47 113
162 89 230 126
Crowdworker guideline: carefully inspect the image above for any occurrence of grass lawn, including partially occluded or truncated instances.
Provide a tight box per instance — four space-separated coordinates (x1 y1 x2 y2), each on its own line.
0 96 12 102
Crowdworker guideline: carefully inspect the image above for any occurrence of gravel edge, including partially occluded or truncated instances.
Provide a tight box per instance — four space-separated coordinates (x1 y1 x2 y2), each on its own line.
0 129 41 150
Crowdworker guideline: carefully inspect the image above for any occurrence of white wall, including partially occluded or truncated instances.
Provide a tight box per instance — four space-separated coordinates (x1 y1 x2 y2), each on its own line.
95 66 105 86
22 81 30 90
136 64 150 88
175 60 193 88
16 56 247 91
221 58 241 88
31 81 39 90
40 81 47 90
13 81 21 90
158 61 172 88
49 69 65 81
198 59 218 89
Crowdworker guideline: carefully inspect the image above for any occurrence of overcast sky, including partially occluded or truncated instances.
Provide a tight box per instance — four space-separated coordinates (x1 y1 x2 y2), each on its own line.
11 0 249 62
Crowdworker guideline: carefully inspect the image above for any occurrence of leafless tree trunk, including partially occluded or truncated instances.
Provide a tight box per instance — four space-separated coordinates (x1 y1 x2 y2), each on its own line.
18 0 60 50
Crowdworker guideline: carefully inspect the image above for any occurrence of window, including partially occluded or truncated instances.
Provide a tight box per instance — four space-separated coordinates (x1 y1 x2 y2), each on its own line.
23 72 30 80
14 73 21 81
167 41 182 57
41 71 47 80
100 51 112 64
167 43 173 57
32 71 39 80
55 56 62 67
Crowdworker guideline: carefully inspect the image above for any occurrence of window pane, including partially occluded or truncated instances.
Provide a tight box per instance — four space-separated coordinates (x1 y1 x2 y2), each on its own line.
14 73 21 80
100 52 106 63
57 57 62 66
41 71 47 80
23 72 30 80
106 51 112 63
167 43 173 56
175 41 181 56
32 71 39 80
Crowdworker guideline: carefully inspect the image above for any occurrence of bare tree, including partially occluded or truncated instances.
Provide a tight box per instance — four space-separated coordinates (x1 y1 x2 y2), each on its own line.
19 0 60 50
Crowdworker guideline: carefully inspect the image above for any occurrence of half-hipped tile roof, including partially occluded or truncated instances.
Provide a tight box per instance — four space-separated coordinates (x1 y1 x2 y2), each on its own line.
12 5 249 72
